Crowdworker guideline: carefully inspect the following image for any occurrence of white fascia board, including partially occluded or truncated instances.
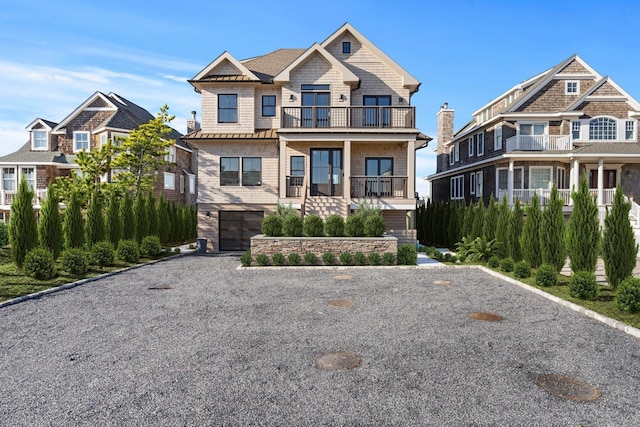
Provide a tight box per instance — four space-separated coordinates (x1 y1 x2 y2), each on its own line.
53 92 117 132
273 43 359 85
25 118 54 131
176 144 193 154
425 155 505 180
191 51 260 81
93 127 131 134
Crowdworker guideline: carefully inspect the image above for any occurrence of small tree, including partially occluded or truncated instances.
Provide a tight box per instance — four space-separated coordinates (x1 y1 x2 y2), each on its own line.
63 190 85 250
447 203 460 249
507 199 524 262
567 175 600 274
9 179 38 267
147 191 158 237
495 194 510 254
483 195 498 242
134 193 148 243
541 185 566 272
461 202 473 239
602 186 638 288
470 199 484 240
38 186 63 260
158 196 170 244
105 191 122 247
520 192 542 268
85 190 105 248
121 192 135 241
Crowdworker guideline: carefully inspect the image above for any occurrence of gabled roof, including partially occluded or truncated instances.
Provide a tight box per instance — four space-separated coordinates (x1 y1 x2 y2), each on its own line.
273 43 359 86
321 22 420 92
0 142 76 165
25 118 58 131
566 76 640 111
52 91 118 133
190 51 261 83
241 48 306 83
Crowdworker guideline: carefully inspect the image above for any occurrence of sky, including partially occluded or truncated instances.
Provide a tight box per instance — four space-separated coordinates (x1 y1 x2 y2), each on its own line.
1 0 639 197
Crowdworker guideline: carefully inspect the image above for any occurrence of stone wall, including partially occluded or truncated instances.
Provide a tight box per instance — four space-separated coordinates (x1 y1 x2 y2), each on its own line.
250 235 398 261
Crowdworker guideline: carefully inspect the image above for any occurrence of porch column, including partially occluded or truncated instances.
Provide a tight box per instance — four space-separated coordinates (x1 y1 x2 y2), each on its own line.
344 140 351 203
407 140 415 200
569 158 579 206
507 159 514 204
597 159 604 206
279 139 287 199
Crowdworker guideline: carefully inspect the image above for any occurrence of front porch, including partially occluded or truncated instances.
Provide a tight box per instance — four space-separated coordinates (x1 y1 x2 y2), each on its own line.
0 188 48 210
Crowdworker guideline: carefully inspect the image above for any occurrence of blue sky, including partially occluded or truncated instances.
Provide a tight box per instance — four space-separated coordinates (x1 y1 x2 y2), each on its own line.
1 0 639 196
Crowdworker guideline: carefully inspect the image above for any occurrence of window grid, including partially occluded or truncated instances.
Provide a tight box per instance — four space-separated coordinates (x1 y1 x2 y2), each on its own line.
74 131 90 152
342 41 351 54
262 95 276 117
2 167 16 191
589 117 617 140
476 171 483 197
218 94 238 123
566 81 579 94
32 130 47 149
530 167 552 190
494 125 502 150
220 157 240 186
164 172 175 190
572 121 581 140
450 175 464 200
626 121 635 140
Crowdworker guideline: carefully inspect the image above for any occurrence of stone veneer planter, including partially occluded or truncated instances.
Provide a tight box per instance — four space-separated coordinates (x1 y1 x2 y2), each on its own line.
250 235 398 262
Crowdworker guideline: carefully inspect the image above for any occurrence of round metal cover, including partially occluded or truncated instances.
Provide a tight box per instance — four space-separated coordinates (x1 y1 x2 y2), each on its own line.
148 285 174 290
328 299 356 308
433 280 452 286
537 374 602 401
468 311 503 322
333 275 352 280
315 352 362 371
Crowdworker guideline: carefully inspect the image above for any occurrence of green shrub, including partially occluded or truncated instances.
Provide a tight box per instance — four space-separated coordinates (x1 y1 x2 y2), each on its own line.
569 271 598 300
62 248 89 276
345 215 365 237
303 215 324 237
38 187 63 260
500 258 515 273
0 222 8 246
10 178 38 267
444 253 453 263
24 248 56 280
261 215 283 237
322 252 336 265
304 252 317 265
117 240 140 263
272 253 285 266
487 256 500 268
364 215 385 237
324 215 345 237
141 235 162 256
536 264 558 287
339 252 353 266
397 243 417 265
466 237 502 262
432 251 445 262
368 252 381 266
256 254 269 266
240 250 252 267
283 215 303 237
91 241 114 266
450 255 458 263
514 261 531 279
288 252 301 266
617 277 640 313
383 252 395 265
173 247 181 254
603 186 638 289
458 253 467 263
354 252 366 266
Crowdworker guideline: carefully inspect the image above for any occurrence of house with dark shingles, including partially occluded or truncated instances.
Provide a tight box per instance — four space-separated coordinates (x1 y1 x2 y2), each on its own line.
184 22 430 252
427 55 640 217
0 91 197 222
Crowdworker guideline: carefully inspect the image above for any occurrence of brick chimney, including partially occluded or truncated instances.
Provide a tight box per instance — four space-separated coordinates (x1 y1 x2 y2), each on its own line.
187 110 201 134
436 103 454 173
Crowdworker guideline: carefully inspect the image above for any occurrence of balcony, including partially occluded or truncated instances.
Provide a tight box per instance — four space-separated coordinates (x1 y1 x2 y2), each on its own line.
351 176 408 198
505 135 571 152
0 189 48 208
281 106 415 129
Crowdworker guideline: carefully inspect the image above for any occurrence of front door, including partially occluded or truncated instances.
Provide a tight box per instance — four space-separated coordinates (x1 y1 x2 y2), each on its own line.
302 92 330 128
589 169 617 188
310 149 342 196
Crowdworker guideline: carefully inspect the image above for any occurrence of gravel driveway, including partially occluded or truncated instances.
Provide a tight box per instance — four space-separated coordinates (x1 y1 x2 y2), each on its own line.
1 256 639 426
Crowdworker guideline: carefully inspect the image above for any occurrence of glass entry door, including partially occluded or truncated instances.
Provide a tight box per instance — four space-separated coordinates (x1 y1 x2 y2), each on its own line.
310 149 342 196
302 92 330 128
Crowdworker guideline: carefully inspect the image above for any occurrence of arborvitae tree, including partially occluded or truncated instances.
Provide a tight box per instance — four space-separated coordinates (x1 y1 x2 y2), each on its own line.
177 204 186 243
541 185 566 272
416 203 425 245
462 202 473 239
121 192 135 241
567 175 600 274
105 192 122 247
458 203 465 242
495 194 510 253
191 206 198 239
147 191 158 237
447 203 459 249
470 199 484 239
602 185 638 288
134 193 148 243
38 186 63 260
483 195 498 242
520 192 542 268
508 199 524 261
158 196 170 244
169 202 178 243
85 190 105 248
63 190 84 250
9 178 38 267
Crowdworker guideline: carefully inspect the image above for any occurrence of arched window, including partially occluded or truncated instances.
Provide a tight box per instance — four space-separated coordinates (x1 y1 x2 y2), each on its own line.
589 117 617 140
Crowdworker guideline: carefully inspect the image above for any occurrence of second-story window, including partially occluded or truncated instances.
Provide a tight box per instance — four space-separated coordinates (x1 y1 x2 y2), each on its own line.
218 94 238 123
165 146 176 163
220 157 239 186
242 157 262 186
468 136 474 157
73 131 90 152
566 81 579 94
589 117 617 140
2 167 16 191
262 95 276 117
625 121 636 140
342 41 351 54
494 124 503 150
572 121 581 140
32 130 47 150
477 132 485 156
20 167 35 190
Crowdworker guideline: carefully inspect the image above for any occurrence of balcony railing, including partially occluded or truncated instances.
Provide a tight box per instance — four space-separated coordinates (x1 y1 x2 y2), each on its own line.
1 189 48 207
505 135 572 152
497 188 616 206
351 176 408 198
286 176 305 198
281 106 416 129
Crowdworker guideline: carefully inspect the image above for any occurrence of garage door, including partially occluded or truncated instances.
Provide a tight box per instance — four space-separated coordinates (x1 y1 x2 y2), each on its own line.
219 211 264 251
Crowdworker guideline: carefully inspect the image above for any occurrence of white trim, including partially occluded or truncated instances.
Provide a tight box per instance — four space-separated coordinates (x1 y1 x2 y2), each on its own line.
164 172 175 190
529 166 553 190
191 51 261 82
468 136 474 157
471 69 548 116
477 132 485 156
83 107 117 112
31 129 48 151
53 92 118 132
565 80 579 95
454 143 459 162
470 172 475 194
494 124 503 151
1 166 17 191
566 76 640 112
73 131 90 153
175 143 193 154
25 118 54 131
450 175 464 200
188 173 196 194
273 43 359 85
476 170 483 197
179 174 185 194
19 166 36 191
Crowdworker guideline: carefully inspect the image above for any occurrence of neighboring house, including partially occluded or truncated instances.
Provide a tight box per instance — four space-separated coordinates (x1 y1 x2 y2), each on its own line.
427 55 640 217
0 91 197 223
184 23 430 252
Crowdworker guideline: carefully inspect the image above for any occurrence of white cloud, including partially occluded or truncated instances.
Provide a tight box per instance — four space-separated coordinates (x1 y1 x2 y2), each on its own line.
160 74 190 83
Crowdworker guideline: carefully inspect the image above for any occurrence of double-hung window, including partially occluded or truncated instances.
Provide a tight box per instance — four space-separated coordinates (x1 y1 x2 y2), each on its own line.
450 175 464 200
32 130 47 150
454 143 459 162
468 136 474 157
218 94 238 123
530 167 552 190
625 121 636 141
476 171 483 197
20 167 35 190
565 81 579 94
494 124 502 150
164 172 175 190
449 147 454 165
572 121 581 140
220 157 240 186
2 167 16 191
342 41 351 54
470 172 476 195
73 131 90 152
262 95 276 117
189 174 195 194
477 132 484 156
165 145 176 163
242 157 262 186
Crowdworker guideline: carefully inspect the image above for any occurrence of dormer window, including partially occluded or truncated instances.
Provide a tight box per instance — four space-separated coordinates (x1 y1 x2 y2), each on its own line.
32 130 47 150
565 81 579 94
73 131 90 152
342 42 351 54
589 117 617 140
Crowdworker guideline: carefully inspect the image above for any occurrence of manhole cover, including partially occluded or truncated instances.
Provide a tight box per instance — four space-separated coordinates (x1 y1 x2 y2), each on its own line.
328 299 356 308
315 352 362 371
333 275 352 280
148 285 174 290
537 374 602 401
433 280 452 286
468 311 503 321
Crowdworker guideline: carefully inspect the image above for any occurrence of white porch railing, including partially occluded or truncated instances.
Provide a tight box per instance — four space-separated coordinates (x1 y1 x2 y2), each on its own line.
0 189 48 207
505 135 571 152
497 188 615 206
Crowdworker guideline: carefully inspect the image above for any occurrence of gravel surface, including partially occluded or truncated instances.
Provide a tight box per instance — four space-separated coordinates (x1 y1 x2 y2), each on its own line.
1 256 639 426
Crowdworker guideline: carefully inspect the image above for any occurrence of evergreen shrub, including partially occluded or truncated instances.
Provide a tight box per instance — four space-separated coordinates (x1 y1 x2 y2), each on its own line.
339 252 353 266
0 222 9 247
569 271 598 300
117 240 140 263
256 254 269 266
345 215 365 237
10 178 38 267
617 277 640 313
364 215 385 237
141 235 162 256
397 243 418 265
603 186 638 288
354 252 366 266
262 215 283 237
514 261 531 279
368 252 381 266
24 248 56 280
91 241 114 266
303 215 324 237
383 252 395 265
500 258 515 273
324 215 345 237
304 252 317 265
240 250 252 267
283 215 303 237
488 256 500 268
38 187 63 260
536 264 558 287
272 253 285 266
322 252 336 265
288 252 301 266
62 248 89 275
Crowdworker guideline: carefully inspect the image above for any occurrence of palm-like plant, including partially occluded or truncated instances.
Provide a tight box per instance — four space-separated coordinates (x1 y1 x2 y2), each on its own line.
466 237 503 262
